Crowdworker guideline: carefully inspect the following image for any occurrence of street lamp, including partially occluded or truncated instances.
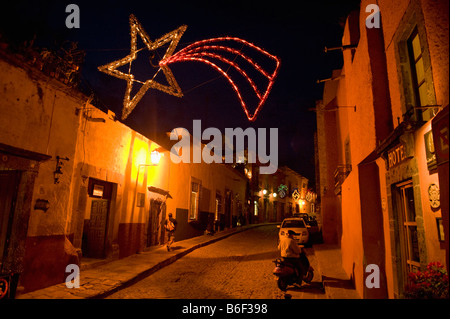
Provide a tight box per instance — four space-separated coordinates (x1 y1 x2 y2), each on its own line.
150 150 162 165
133 150 162 209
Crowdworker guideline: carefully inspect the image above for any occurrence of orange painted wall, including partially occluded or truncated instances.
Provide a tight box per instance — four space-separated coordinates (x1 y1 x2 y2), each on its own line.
336 3 380 297
414 122 446 263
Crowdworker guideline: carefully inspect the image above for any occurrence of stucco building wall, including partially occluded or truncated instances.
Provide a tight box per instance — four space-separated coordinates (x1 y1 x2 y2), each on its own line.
317 0 448 298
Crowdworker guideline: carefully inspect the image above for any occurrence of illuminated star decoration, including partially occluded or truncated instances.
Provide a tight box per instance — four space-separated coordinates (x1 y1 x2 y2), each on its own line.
99 15 280 122
98 14 187 120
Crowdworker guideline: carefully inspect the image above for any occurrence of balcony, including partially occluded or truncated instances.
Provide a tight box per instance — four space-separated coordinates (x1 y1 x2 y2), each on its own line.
334 164 352 195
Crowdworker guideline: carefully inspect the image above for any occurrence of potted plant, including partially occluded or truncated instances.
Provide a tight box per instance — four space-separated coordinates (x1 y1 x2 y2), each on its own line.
405 262 449 299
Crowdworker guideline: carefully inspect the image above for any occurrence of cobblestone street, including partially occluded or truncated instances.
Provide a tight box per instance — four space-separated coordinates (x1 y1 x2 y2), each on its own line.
107 225 325 299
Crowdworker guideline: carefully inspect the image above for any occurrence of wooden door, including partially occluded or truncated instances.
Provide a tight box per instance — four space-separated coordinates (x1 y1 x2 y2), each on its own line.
87 199 109 258
147 200 165 246
0 171 20 271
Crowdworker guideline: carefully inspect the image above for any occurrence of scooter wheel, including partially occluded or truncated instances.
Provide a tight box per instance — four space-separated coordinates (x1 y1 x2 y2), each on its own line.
304 269 314 283
277 278 288 291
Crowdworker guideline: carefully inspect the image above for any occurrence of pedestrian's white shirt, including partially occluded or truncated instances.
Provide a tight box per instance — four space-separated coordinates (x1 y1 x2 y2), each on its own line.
278 236 301 258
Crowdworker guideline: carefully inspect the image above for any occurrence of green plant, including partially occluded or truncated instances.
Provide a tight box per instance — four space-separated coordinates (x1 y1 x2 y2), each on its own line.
405 262 449 299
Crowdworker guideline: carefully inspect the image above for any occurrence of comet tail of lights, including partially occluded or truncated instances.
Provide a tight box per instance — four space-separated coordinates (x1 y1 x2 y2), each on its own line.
160 37 281 122
98 14 281 121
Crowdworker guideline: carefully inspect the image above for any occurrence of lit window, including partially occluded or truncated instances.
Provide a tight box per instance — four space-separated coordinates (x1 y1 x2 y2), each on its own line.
394 180 421 281
408 29 428 108
190 181 200 220
215 191 222 221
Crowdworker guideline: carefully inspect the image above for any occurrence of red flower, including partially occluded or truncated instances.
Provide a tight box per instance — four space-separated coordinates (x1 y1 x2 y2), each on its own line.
404 261 449 299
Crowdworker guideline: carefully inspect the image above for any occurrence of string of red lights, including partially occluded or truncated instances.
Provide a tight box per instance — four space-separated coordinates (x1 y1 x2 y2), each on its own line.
161 37 280 122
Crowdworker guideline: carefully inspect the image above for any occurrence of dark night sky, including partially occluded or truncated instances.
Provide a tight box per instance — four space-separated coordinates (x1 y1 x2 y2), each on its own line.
1 0 361 186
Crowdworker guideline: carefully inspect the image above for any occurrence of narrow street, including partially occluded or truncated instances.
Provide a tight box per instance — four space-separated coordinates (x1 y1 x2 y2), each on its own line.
106 225 325 299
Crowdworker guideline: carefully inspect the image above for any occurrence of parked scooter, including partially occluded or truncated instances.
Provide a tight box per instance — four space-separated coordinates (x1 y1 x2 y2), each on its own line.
273 257 314 291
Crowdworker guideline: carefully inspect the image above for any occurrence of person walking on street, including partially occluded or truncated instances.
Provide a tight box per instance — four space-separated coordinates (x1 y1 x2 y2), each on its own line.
165 213 177 251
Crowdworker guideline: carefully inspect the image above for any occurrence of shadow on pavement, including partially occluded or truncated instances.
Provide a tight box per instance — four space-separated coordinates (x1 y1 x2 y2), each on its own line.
321 275 356 290
285 281 325 294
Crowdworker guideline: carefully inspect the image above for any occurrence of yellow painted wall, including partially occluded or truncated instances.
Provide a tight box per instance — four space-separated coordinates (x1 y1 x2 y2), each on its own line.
0 55 81 238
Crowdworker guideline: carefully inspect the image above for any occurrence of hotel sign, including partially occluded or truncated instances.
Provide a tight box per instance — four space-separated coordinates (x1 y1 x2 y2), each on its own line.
387 143 408 169
424 130 437 171
432 105 449 165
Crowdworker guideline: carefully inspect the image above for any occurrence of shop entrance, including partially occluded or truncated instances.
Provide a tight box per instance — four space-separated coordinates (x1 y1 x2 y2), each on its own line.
82 178 113 259
0 145 50 298
393 180 421 286
86 199 109 258
147 199 165 247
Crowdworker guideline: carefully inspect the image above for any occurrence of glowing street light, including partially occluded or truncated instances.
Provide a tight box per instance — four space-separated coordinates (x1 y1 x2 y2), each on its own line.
150 150 162 165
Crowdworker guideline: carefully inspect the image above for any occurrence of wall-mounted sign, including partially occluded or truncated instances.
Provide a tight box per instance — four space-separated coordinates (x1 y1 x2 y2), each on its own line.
34 199 50 212
387 143 408 169
424 130 437 171
432 105 449 165
436 218 445 242
428 183 440 209
136 192 145 207
0 277 8 299
92 184 104 197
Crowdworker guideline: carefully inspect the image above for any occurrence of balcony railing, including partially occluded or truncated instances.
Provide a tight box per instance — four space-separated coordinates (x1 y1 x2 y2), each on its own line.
334 164 352 195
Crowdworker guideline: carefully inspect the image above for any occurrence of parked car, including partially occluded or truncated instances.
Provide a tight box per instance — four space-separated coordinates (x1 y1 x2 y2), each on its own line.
305 218 319 233
306 218 322 243
293 213 309 222
277 217 309 245
292 213 322 243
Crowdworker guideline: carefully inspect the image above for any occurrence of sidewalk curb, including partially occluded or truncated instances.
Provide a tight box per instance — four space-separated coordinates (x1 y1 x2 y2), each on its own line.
313 247 331 299
17 223 277 299
313 244 361 299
